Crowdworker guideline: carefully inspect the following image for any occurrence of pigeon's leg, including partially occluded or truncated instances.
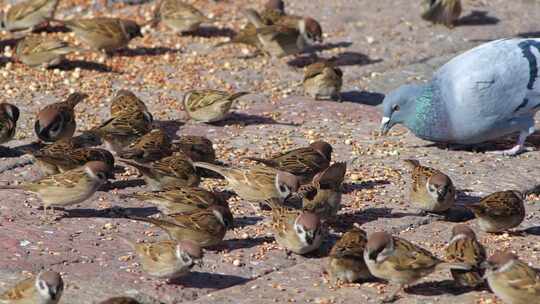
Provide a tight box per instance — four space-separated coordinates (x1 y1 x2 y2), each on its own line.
492 126 535 156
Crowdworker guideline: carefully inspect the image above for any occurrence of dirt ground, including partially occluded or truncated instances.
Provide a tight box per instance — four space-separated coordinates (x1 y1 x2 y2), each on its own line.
0 0 540 303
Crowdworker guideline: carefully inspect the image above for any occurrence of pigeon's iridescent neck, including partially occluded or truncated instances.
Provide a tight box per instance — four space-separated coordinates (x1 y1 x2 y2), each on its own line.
407 84 449 141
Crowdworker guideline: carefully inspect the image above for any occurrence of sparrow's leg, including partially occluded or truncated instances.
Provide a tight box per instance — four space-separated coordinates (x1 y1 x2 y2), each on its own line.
381 284 402 303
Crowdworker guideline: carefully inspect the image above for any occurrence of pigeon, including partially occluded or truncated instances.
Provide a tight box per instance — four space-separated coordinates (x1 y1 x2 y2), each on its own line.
381 38 540 156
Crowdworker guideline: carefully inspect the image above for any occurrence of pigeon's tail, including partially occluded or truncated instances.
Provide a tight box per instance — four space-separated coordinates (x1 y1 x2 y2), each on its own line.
436 261 472 272
192 162 228 178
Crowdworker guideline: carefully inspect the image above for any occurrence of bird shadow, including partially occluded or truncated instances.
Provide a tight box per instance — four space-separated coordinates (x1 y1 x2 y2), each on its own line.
153 119 184 140
185 26 236 38
62 206 158 219
340 90 385 106
0 38 21 52
222 236 273 251
287 51 381 68
456 10 500 26
342 179 390 194
209 112 301 127
0 146 28 158
234 215 264 229
173 271 249 289
332 207 419 232
517 31 540 38
406 280 481 296
311 41 352 52
116 46 182 57
105 179 147 191
56 60 114 73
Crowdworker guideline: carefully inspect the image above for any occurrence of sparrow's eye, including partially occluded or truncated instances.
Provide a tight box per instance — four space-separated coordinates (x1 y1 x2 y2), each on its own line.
392 104 400 112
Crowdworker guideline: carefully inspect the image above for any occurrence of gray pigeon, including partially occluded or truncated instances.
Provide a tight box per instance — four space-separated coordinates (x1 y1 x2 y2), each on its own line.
381 38 540 155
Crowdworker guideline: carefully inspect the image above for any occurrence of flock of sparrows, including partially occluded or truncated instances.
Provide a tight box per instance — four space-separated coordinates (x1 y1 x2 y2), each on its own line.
1 0 536 303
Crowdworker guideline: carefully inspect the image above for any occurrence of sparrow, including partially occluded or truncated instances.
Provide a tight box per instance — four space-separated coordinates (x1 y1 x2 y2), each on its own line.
0 161 111 216
87 109 153 154
483 251 540 304
303 60 343 101
120 238 202 280
300 162 346 221
119 128 172 163
56 17 143 54
466 190 525 233
403 159 456 214
421 0 462 28
0 271 63 304
327 226 372 284
0 0 58 32
14 35 85 68
121 186 227 215
124 205 232 248
171 135 215 163
121 154 200 191
242 8 322 58
0 103 19 145
364 231 471 302
243 140 332 184
152 0 213 33
444 224 486 288
98 297 140 304
214 0 285 50
34 92 87 143
193 162 300 203
265 198 323 255
183 90 250 123
109 90 150 118
31 138 114 176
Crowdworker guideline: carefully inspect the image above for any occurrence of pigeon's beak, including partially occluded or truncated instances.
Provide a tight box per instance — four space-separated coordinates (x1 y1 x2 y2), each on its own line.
380 116 391 135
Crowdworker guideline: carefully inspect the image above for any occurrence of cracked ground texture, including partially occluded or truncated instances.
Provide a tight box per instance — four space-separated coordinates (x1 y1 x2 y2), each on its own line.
0 0 540 303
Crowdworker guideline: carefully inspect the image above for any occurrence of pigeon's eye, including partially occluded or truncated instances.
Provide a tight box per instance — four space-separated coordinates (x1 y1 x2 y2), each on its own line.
392 104 400 112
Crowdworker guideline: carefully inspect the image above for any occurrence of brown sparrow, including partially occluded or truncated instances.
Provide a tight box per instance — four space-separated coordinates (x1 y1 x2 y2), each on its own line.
364 231 471 302
110 90 150 118
0 271 63 304
14 35 84 68
87 109 153 154
98 297 140 304
120 238 202 280
57 17 143 54
183 90 249 123
403 159 456 213
125 205 232 248
244 140 332 184
484 251 540 304
171 135 215 163
303 60 343 101
152 0 213 33
0 0 58 32
265 198 323 255
121 185 227 215
466 190 525 233
0 103 19 145
193 162 300 203
121 154 200 191
242 8 322 58
300 162 346 221
119 128 172 163
421 0 462 28
31 138 114 176
34 92 87 143
327 226 372 283
0 161 110 215
444 224 486 288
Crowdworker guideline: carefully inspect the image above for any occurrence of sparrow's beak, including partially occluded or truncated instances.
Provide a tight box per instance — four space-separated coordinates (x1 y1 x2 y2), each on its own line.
380 116 391 135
